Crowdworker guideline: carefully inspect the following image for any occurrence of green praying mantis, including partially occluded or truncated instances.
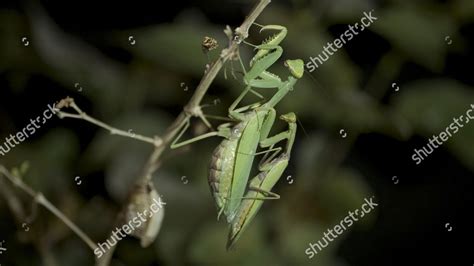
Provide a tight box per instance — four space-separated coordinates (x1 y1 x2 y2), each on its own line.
227 112 297 250
171 24 303 246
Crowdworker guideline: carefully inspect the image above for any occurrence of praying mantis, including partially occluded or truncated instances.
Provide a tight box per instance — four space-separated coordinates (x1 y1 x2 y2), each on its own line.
218 55 303 224
227 112 297 250
171 24 303 238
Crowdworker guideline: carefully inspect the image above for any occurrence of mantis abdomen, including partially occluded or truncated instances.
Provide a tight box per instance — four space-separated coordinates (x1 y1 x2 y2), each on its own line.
208 122 244 220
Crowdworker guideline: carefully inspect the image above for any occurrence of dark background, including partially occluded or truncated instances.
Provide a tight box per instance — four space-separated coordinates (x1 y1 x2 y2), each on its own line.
0 0 473 265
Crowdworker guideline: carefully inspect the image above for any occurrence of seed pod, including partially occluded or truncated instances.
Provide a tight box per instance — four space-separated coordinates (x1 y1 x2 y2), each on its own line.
119 180 165 247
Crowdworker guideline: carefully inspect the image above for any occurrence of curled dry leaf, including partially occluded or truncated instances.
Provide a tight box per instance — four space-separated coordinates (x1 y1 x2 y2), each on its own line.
119 180 165 247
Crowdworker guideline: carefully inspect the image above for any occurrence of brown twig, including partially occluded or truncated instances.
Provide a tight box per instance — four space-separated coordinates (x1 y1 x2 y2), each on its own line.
55 97 162 147
0 165 98 252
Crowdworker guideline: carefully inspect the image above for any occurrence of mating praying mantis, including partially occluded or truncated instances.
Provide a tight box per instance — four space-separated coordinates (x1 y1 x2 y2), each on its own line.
171 24 303 226
227 112 296 250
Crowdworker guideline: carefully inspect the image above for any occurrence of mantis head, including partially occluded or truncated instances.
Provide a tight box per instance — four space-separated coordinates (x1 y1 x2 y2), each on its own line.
284 59 304 79
280 112 297 123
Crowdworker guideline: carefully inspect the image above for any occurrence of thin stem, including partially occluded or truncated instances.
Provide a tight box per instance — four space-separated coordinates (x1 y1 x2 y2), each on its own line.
235 0 272 40
0 165 99 252
55 97 162 147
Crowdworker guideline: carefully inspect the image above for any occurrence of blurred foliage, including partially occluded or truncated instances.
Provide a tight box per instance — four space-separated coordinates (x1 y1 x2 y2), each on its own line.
0 0 473 265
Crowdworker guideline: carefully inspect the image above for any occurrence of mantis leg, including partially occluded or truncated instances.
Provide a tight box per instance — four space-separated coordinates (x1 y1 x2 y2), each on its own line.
258 107 276 142
249 24 287 66
197 112 213 130
230 26 292 121
229 44 285 120
237 47 247 74
258 144 281 169
236 48 275 96
260 129 292 148
235 146 282 157
244 45 283 84
226 162 286 207
223 189 280 202
260 112 297 161
203 114 236 123
228 86 260 120
217 204 225 221
257 121 294 166
245 187 280 200
249 112 298 196
237 190 280 201
228 51 265 99
170 121 231 149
